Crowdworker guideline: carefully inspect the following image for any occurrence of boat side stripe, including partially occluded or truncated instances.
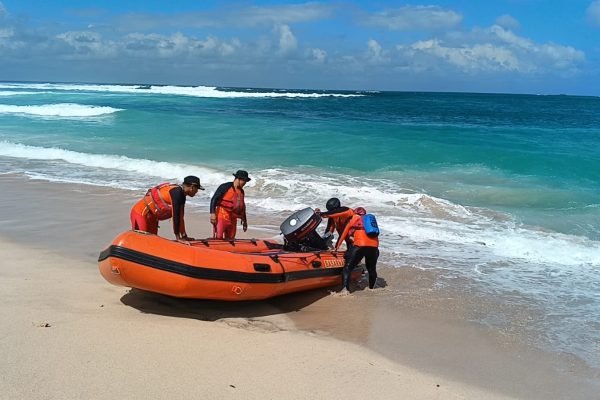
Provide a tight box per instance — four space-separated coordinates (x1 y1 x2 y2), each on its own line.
98 245 343 284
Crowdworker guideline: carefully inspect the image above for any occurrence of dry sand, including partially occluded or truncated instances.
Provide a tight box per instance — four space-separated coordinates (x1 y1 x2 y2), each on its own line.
1 175 597 399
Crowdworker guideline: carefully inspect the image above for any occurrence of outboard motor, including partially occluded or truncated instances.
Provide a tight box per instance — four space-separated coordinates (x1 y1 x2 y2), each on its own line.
280 208 332 251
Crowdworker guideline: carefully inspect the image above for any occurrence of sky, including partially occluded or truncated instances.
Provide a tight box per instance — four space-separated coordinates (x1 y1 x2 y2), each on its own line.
0 1 599 95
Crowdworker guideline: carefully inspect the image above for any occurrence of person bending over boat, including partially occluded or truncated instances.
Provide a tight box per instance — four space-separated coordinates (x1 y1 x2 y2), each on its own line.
336 207 379 293
315 197 354 249
210 170 250 239
130 176 204 240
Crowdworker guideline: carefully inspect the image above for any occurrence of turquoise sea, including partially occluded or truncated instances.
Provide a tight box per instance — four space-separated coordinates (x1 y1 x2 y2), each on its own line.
1 82 599 369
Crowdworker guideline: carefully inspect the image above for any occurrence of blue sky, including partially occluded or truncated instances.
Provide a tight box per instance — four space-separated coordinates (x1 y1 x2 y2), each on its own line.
1 1 599 95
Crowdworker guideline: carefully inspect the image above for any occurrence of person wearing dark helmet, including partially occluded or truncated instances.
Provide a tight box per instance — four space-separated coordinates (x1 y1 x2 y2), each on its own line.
130 176 205 240
315 197 354 249
210 170 251 239
335 206 379 293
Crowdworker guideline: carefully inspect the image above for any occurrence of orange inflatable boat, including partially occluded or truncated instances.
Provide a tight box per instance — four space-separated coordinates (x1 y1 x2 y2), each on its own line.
98 208 362 301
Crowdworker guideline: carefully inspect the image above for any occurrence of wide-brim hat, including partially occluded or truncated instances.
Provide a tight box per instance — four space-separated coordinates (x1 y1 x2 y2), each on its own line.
233 170 251 181
183 175 205 190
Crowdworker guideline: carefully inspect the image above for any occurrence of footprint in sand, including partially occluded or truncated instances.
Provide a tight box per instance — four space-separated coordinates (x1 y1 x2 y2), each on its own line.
220 318 283 333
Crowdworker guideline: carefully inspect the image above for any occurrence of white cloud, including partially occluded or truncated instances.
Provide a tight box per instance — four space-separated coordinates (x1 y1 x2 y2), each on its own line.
0 2 7 18
0 3 590 92
276 24 297 54
397 26 584 74
220 39 239 56
238 3 332 26
0 27 12 38
489 25 584 69
117 3 332 31
56 31 118 59
495 14 520 30
364 6 462 31
195 35 239 56
366 39 389 64
122 32 239 58
57 31 102 46
51 30 244 61
587 0 600 27
405 39 521 72
307 48 327 63
0 27 21 51
489 25 532 48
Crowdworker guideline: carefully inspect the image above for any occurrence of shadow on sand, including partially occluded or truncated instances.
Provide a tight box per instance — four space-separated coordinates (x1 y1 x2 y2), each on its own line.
120 271 387 323
120 286 335 322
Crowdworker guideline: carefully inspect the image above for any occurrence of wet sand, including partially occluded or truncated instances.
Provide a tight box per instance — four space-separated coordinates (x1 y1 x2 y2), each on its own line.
1 175 598 399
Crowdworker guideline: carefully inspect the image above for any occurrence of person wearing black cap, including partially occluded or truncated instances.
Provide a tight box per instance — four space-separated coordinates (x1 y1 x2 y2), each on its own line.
315 197 354 249
130 176 205 240
210 170 251 239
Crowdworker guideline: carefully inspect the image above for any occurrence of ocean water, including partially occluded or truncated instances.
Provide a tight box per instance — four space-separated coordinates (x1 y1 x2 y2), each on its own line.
1 81 599 368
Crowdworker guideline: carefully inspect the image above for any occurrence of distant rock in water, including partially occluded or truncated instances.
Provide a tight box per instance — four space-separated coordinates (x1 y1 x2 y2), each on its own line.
135 85 152 90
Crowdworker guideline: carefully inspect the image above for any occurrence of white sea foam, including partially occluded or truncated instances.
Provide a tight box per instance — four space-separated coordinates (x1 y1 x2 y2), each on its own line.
0 103 123 117
1 141 599 268
246 169 600 267
0 141 228 184
0 91 46 96
0 82 363 98
380 215 600 267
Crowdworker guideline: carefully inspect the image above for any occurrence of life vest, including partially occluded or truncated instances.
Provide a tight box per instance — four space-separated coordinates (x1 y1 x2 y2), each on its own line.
143 183 178 220
217 186 245 218
340 214 379 248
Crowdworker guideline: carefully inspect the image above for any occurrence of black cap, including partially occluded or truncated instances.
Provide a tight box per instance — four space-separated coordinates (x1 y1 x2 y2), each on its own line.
326 197 341 211
233 170 251 182
183 175 205 190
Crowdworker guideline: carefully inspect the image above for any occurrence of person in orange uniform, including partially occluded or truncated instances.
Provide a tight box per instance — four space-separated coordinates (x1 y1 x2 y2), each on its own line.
316 197 355 248
335 207 379 293
210 170 250 239
130 176 204 240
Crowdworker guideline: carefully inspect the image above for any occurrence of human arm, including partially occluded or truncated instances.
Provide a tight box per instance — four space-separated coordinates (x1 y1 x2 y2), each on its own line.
322 208 353 235
313 208 335 234
319 206 351 218
325 218 335 234
335 215 357 251
240 189 248 231
169 186 187 239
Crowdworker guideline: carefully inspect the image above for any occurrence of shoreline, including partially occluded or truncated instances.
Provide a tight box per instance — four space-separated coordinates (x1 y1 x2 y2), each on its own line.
1 175 598 399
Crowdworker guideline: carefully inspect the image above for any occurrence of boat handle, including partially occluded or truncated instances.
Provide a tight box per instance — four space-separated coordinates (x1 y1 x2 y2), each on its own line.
253 263 271 272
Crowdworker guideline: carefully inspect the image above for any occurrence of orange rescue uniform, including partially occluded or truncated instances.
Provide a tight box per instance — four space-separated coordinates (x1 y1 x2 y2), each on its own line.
336 214 379 250
211 182 246 239
130 183 186 236
336 213 380 290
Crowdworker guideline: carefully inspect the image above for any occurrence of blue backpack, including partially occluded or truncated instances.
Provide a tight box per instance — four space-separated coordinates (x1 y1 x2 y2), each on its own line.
362 213 380 237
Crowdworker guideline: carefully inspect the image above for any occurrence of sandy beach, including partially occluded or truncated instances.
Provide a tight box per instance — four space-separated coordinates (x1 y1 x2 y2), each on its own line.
1 175 598 399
